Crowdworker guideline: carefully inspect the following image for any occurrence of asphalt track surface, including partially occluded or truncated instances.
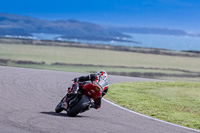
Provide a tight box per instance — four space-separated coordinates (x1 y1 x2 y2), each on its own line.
0 66 199 133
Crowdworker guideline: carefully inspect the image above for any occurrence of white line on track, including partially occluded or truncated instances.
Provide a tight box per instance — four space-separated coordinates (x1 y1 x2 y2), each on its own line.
103 98 200 133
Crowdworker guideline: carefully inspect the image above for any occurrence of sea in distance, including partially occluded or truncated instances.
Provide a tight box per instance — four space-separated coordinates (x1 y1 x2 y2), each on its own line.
32 33 200 51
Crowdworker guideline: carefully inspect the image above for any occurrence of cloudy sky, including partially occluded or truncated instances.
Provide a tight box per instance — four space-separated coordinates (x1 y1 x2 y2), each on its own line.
1 0 200 32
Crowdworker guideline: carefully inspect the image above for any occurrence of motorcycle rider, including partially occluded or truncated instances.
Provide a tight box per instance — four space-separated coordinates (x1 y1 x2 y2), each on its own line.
62 70 109 110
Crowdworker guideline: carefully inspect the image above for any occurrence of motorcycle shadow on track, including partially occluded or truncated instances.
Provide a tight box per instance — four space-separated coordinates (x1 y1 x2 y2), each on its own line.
40 111 89 118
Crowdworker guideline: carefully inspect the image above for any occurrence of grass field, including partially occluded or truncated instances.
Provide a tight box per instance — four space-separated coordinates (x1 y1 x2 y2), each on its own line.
104 81 200 130
1 42 200 80
1 43 200 70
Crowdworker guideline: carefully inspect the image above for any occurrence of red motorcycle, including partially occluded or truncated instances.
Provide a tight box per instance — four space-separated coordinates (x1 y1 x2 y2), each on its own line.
55 81 102 117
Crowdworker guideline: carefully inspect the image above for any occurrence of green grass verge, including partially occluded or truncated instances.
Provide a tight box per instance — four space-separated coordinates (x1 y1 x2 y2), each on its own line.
4 62 200 81
4 62 188 74
104 81 200 130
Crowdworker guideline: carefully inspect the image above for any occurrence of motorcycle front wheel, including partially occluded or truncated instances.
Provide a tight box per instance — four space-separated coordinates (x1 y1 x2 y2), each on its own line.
55 101 64 113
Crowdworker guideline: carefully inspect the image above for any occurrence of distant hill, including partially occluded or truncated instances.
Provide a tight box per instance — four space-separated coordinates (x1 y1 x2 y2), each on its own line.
1 13 199 43
107 26 200 37
0 13 132 42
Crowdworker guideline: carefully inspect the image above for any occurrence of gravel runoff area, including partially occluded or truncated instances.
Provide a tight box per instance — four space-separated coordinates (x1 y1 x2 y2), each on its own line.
0 66 199 133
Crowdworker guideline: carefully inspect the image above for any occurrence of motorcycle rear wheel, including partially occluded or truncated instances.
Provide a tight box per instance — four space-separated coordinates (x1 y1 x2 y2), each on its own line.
67 95 89 117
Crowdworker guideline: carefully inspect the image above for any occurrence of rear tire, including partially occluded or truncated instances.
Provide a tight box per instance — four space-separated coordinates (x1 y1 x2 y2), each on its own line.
67 95 89 117
55 101 64 113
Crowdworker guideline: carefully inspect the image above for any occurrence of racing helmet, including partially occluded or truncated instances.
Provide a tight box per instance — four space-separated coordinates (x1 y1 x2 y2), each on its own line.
97 70 108 81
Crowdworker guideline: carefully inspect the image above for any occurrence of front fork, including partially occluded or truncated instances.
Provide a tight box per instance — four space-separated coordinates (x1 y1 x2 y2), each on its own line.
62 83 80 108
67 82 79 94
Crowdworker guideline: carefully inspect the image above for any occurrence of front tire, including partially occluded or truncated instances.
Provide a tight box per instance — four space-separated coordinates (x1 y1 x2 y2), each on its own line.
55 101 64 113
